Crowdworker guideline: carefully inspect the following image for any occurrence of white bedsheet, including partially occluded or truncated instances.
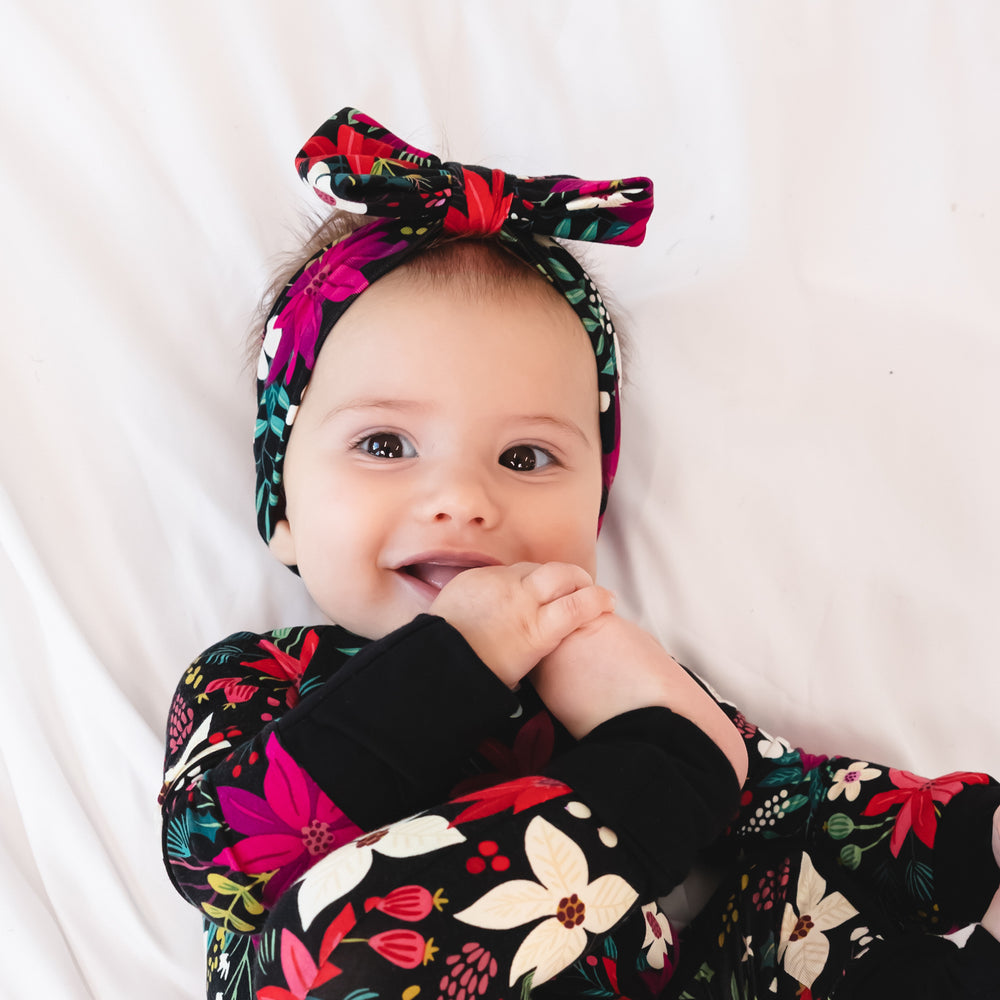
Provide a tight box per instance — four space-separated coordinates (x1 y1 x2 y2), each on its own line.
2 2 998 996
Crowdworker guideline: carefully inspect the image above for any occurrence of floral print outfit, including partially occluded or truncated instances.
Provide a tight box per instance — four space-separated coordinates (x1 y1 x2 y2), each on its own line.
161 615 1000 999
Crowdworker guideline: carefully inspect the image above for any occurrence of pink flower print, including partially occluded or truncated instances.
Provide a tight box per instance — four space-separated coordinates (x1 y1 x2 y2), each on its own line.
752 858 791 912
266 228 408 385
256 928 341 1000
167 694 194 754
439 942 498 1000
213 732 363 905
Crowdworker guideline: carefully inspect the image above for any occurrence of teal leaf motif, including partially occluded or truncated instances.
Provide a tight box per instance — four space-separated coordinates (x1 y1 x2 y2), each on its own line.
165 815 192 859
783 793 810 815
759 767 804 788
546 257 575 283
905 861 934 902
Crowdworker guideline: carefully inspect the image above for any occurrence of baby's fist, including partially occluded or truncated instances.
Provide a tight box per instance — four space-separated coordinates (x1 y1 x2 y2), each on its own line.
430 562 615 688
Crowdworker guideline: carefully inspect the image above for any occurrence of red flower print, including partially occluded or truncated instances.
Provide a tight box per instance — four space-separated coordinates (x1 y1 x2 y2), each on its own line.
364 885 435 922
204 677 258 705
863 769 990 857
451 712 556 796
256 927 341 1000
213 733 363 904
367 929 435 969
450 775 571 826
248 630 322 709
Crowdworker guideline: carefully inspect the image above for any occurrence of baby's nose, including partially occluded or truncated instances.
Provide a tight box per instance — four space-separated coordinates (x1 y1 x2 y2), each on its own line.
420 465 500 527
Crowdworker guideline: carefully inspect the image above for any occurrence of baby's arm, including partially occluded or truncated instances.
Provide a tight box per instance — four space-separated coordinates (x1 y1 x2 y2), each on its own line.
162 566 613 936
529 612 749 786
161 617 529 933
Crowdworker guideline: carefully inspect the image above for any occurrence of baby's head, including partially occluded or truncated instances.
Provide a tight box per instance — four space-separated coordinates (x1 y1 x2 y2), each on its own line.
254 109 653 639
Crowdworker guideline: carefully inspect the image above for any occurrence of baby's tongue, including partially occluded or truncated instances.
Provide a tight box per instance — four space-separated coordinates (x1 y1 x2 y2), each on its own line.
409 563 469 591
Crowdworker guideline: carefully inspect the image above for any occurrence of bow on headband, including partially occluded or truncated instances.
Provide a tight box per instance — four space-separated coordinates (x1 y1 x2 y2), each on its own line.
255 107 654 544
296 109 653 245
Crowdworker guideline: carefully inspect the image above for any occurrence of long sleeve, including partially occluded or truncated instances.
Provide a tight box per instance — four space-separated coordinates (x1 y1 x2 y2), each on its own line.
698 679 1000 933
664 670 1000 999
161 616 521 933
251 707 740 999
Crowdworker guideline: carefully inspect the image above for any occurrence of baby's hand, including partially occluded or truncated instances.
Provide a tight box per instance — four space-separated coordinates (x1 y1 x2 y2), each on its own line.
429 562 616 689
532 613 748 785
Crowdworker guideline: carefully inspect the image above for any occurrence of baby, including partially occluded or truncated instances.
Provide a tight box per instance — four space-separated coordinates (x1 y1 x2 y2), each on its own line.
161 109 1000 1000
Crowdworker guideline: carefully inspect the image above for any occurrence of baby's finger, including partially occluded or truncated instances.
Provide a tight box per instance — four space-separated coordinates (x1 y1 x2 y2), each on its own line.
523 561 595 605
537 585 616 643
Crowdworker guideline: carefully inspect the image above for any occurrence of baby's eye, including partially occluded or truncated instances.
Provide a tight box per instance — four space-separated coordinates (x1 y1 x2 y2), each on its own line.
499 445 555 472
354 432 417 459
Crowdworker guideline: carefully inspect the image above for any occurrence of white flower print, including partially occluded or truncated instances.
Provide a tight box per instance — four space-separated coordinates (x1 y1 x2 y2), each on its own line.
778 853 858 989
297 813 465 928
257 317 282 381
757 727 793 760
828 762 882 802
639 902 673 970
455 816 637 987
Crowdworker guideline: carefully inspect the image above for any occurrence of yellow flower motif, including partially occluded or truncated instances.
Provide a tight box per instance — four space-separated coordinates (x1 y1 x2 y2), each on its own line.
828 762 882 802
454 816 637 987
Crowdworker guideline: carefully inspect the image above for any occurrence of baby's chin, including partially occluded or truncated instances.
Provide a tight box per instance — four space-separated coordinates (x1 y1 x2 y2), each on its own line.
317 602 430 642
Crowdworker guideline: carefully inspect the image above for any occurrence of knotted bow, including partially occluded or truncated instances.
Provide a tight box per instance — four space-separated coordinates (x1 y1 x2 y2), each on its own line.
296 108 653 245
255 108 654 544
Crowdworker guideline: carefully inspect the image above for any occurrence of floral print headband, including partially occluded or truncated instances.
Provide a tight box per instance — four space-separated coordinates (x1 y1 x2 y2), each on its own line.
255 108 654 543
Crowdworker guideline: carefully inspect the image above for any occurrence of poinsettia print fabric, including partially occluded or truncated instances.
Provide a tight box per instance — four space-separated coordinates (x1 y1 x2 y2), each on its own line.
161 621 1000 999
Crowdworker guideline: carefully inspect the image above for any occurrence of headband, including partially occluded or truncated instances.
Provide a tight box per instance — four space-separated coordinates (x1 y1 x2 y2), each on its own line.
255 108 654 543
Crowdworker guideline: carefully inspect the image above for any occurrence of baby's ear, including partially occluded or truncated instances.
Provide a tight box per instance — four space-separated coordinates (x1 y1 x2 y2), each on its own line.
268 520 298 567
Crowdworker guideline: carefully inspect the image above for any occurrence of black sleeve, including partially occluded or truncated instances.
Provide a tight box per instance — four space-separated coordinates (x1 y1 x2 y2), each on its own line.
546 706 741 896
837 925 1000 999
276 614 520 829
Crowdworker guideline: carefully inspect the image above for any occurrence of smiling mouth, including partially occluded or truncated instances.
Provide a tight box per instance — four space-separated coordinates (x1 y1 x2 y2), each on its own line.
397 555 500 593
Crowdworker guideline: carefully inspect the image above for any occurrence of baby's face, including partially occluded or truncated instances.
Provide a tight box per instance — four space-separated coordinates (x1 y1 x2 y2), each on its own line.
269 267 605 639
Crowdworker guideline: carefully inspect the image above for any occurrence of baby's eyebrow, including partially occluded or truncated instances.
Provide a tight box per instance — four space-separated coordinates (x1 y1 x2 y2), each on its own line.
320 398 428 423
517 414 592 444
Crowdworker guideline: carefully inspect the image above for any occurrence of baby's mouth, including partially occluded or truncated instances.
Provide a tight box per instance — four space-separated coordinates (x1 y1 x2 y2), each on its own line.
401 563 474 592
397 554 501 593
